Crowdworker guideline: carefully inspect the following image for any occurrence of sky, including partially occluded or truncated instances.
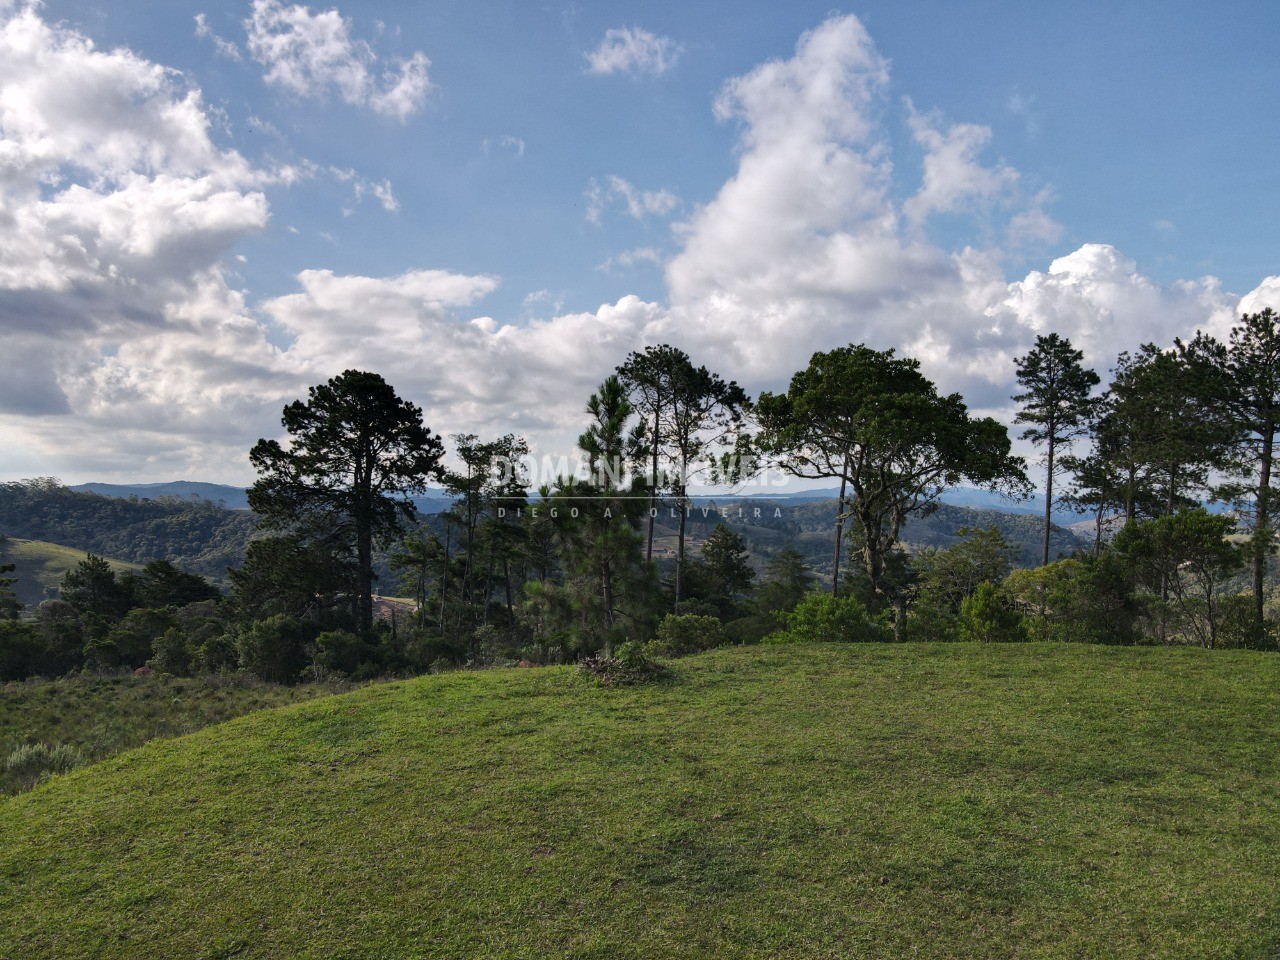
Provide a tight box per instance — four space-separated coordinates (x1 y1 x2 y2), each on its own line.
1 0 1278 488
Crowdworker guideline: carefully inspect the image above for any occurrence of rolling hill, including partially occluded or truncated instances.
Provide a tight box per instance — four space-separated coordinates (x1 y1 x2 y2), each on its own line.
0 537 142 612
2 643 1277 958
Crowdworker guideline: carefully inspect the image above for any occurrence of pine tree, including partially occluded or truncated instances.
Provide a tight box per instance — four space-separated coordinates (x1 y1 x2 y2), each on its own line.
1012 333 1100 566
249 370 445 632
1180 310 1280 629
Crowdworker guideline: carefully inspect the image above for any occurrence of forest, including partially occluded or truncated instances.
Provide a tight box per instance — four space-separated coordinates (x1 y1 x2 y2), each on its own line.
1 309 1277 685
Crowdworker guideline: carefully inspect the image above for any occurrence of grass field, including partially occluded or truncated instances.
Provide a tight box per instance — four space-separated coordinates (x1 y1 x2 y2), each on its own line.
0 537 142 612
0 673 349 794
1 643 1277 958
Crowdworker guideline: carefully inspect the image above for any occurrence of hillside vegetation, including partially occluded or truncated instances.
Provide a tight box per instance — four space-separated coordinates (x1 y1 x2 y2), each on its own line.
0 537 141 611
2 643 1277 959
0 480 255 580
0 673 348 794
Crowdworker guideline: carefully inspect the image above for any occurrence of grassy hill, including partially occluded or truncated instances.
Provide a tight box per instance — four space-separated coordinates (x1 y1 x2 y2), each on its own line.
0 537 142 612
1 643 1277 958
0 673 349 795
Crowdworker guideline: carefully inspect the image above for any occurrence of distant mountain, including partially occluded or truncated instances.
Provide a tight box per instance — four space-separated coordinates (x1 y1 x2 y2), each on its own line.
70 482 454 515
71 481 252 510
709 485 1088 526
673 497 1086 572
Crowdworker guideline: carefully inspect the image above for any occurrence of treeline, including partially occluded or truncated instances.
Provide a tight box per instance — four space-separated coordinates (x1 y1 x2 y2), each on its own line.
0 480 255 579
0 311 1275 683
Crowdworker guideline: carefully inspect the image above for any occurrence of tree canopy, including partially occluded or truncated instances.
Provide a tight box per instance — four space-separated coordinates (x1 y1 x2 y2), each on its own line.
249 370 445 631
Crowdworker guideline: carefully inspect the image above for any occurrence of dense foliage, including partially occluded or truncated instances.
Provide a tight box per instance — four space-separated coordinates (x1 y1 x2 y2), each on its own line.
2 317 1277 686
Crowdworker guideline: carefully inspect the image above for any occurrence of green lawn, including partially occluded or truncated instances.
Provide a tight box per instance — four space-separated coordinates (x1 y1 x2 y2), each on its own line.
0 673 348 794
1 643 1277 958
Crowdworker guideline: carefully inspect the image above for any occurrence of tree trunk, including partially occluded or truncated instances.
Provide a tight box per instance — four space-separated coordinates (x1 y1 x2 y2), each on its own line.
1254 428 1273 626
1041 438 1054 567
675 497 687 608
438 523 451 633
504 557 514 631
357 515 374 633
646 404 660 563
832 467 848 597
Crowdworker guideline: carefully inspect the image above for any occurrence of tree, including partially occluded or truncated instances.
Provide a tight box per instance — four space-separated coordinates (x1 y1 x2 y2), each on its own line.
1180 309 1280 629
618 344 685 562
661 360 749 607
958 582 1026 643
229 533 355 626
756 344 1027 638
1107 345 1235 520
1113 509 1244 648
913 526 1017 613
562 375 652 655
60 554 133 622
1012 333 1099 566
698 524 756 617
249 370 445 632
135 560 219 609
753 546 815 621
1059 394 1130 556
0 561 20 621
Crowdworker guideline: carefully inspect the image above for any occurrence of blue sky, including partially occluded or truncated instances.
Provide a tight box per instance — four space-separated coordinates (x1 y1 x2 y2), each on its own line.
2 0 1278 485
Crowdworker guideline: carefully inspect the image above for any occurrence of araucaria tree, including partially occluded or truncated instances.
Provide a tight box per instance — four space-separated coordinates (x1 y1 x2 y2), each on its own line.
756 344 1026 638
1012 333 1099 566
249 370 445 632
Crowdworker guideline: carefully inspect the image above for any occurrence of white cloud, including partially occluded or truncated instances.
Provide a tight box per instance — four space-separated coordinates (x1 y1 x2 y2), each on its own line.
483 135 526 158
2 8 1272 485
244 0 431 120
598 247 666 273
903 101 1020 223
585 175 678 224
194 13 243 61
586 27 681 77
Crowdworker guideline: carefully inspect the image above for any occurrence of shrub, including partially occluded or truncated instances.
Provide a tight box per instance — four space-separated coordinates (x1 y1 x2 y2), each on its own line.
648 614 727 659
149 627 193 676
906 594 960 643
309 629 373 678
4 742 86 792
766 593 892 644
958 582 1027 643
578 641 668 687
235 614 313 683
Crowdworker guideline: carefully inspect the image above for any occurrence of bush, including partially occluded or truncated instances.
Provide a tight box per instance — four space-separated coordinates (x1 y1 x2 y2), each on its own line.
906 594 960 643
235 614 313 683
766 593 892 644
149 627 193 676
309 629 374 678
4 742 86 792
1212 594 1278 651
578 641 668 687
958 581 1027 643
648 614 727 659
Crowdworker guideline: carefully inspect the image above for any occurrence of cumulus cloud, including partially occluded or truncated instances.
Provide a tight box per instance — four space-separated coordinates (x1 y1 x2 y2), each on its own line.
586 27 681 77
194 13 243 60
903 101 1020 223
244 0 431 119
2 8 1273 484
585 175 678 224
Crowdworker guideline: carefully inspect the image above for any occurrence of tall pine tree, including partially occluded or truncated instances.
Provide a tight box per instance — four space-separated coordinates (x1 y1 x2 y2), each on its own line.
1012 333 1100 566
